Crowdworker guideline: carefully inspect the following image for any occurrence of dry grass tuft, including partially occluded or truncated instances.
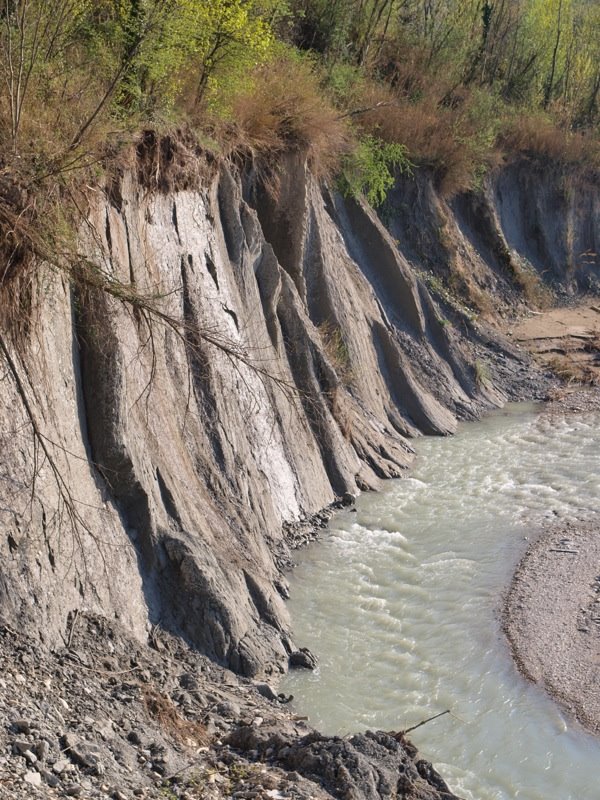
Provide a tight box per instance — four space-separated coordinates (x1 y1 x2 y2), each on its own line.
547 354 599 386
0 176 34 283
510 257 554 310
348 79 501 196
0 174 56 338
212 55 351 182
318 321 353 384
375 38 450 103
499 113 600 170
143 686 209 747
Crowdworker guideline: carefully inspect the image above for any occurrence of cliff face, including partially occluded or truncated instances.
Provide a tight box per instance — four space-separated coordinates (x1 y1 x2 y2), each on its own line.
387 160 599 312
0 151 592 676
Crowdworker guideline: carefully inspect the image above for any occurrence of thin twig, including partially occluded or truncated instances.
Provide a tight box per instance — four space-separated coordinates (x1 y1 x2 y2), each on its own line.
63 651 142 677
66 608 79 649
403 709 451 734
336 100 398 120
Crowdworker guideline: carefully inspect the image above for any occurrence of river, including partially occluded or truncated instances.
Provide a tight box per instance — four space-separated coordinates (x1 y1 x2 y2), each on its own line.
281 403 600 800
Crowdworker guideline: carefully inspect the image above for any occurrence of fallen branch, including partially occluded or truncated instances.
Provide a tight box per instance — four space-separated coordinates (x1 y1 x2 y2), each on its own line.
336 100 398 120
403 709 451 734
66 608 80 649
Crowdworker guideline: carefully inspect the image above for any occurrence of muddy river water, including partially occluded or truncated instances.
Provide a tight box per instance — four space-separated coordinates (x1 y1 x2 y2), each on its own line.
281 404 600 800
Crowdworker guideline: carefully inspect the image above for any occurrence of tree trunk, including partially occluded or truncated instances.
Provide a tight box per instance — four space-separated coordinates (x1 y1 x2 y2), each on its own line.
543 0 564 109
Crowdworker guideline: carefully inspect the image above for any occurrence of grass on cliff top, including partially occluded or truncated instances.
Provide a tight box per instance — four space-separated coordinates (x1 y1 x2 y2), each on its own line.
1 1 598 198
0 0 599 327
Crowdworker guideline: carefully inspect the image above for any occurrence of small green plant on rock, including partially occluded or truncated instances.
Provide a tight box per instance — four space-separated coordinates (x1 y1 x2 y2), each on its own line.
318 321 353 384
339 135 411 207
474 359 491 388
417 270 478 324
509 255 554 309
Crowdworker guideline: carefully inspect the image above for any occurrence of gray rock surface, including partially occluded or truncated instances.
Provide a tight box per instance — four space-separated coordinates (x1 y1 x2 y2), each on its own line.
227 725 460 800
288 649 318 670
0 149 577 679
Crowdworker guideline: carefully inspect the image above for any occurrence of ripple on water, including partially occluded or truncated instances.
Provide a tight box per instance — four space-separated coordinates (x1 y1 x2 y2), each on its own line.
282 405 600 800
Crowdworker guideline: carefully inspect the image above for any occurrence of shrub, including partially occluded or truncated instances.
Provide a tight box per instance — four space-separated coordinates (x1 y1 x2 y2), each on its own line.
0 1 120 166
510 255 555 309
348 78 503 196
339 134 411 206
498 111 600 168
212 49 351 179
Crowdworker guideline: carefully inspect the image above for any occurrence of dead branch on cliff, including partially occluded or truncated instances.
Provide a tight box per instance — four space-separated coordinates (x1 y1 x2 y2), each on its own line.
0 329 111 585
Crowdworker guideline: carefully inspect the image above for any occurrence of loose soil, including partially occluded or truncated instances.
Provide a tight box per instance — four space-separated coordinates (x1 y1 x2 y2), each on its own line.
0 612 460 800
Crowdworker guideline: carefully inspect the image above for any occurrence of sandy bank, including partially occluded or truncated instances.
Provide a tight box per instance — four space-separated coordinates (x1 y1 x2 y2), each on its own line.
503 518 600 735
508 303 600 385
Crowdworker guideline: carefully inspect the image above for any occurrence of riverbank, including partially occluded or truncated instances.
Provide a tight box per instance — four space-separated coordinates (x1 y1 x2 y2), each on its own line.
503 509 600 736
504 389 600 736
510 304 600 386
0 612 461 800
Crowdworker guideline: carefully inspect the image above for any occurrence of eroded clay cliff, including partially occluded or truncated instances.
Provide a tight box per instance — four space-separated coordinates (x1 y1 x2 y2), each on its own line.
1 146 594 680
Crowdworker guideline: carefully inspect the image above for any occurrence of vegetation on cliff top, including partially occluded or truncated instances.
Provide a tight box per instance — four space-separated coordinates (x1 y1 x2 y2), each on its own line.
0 0 598 309
0 0 598 192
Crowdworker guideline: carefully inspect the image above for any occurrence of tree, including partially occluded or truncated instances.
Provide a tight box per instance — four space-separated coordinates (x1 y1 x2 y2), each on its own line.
543 0 565 108
0 0 91 153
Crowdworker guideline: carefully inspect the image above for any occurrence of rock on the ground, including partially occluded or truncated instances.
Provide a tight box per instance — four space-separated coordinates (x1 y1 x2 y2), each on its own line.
289 649 318 670
0 613 461 800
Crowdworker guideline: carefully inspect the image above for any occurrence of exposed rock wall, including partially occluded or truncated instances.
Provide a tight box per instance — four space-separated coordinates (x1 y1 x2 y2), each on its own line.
386 160 600 314
0 153 591 676
493 162 599 289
